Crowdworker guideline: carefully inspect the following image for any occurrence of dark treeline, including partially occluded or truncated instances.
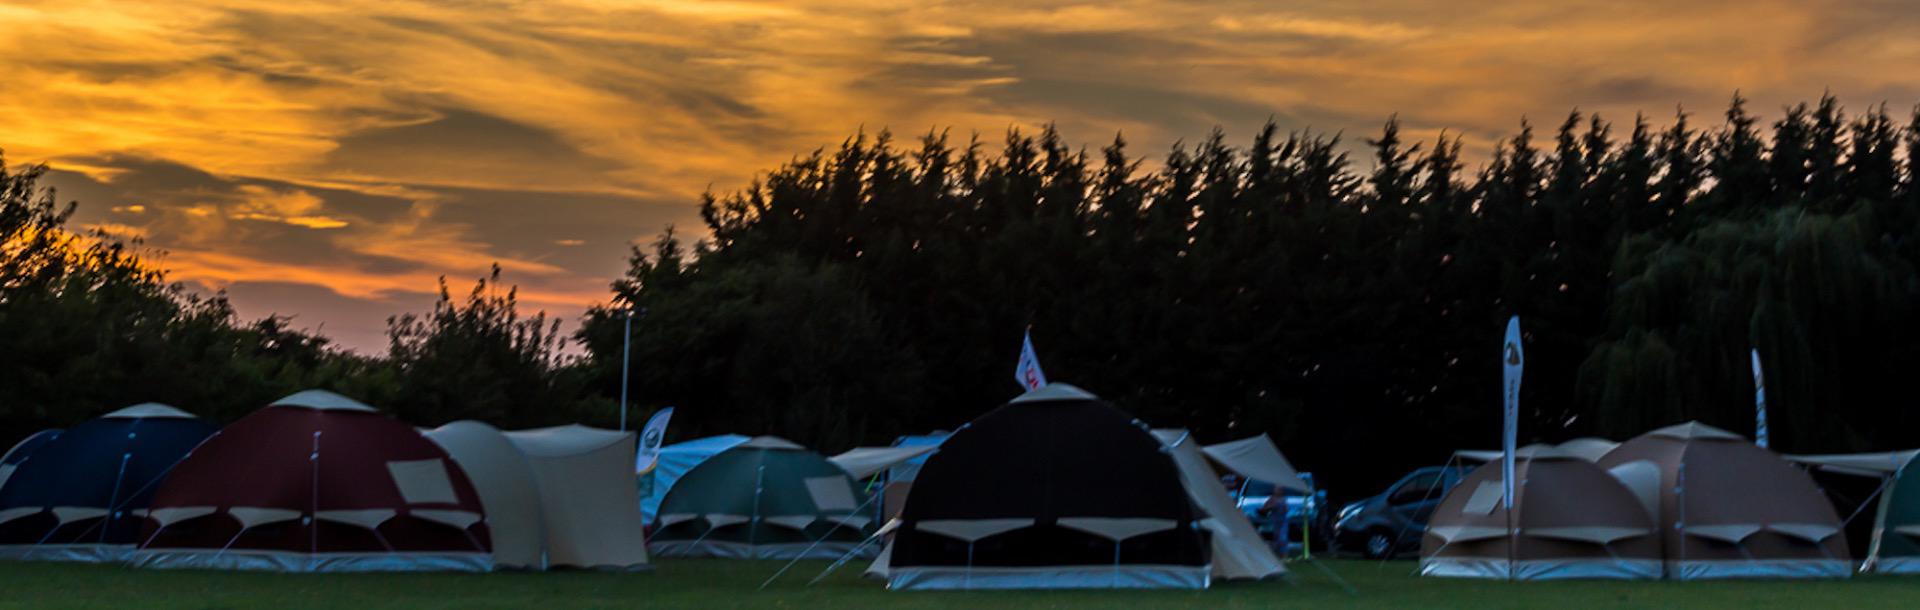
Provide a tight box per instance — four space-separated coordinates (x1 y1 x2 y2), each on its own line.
0 157 607 439
576 94 1920 498
5 95 1920 499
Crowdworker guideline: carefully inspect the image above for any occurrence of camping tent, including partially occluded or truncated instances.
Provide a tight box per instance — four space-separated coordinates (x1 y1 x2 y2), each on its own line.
0 405 217 562
1151 429 1286 580
640 434 749 523
874 384 1210 590
1420 444 1660 580
502 425 650 570
1786 450 1920 573
0 429 62 490
878 433 948 523
650 436 875 559
1595 422 1849 579
130 390 492 572
421 421 544 569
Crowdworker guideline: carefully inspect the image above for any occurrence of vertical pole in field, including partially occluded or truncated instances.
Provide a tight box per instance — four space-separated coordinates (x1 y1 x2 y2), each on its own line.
620 308 634 432
1751 349 1769 449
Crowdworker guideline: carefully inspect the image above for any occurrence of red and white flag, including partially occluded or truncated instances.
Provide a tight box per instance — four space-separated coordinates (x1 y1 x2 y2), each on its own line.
1016 330 1048 391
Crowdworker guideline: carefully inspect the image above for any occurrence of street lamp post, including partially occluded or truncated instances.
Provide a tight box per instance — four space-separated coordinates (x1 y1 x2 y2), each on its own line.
619 308 635 431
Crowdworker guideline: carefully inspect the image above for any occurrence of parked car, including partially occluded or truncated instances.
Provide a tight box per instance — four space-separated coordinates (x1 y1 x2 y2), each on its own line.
1226 474 1327 555
1332 465 1467 559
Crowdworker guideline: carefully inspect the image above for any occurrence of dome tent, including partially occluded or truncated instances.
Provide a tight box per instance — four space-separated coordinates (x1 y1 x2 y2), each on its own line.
0 405 216 562
640 434 749 523
0 429 63 489
874 384 1210 590
1420 443 1660 580
131 390 492 572
649 436 876 559
1595 422 1849 579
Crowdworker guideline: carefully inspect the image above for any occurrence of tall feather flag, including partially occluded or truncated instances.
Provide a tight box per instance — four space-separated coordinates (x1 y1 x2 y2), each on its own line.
635 407 674 475
1501 317 1524 511
1752 349 1769 448
1016 329 1048 391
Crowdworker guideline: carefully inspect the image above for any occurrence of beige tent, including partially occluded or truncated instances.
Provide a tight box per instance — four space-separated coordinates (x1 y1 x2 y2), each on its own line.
1199 434 1310 493
1596 422 1848 579
1152 430 1286 580
426 422 650 571
827 446 937 480
503 425 650 570
1421 444 1660 580
423 422 545 569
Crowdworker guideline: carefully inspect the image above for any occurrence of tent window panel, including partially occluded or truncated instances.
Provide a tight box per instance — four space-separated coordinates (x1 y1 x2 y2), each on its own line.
1461 481 1503 515
387 459 460 505
804 476 858 511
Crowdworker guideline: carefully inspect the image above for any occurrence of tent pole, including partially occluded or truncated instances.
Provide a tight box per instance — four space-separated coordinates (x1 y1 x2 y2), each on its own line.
806 529 885 585
101 453 132 544
760 489 882 589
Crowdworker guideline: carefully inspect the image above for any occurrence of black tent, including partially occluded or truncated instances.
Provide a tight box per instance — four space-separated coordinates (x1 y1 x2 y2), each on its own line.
880 384 1210 590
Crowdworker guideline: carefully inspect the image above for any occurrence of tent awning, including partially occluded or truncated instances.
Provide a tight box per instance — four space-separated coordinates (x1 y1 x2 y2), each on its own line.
1783 451 1920 477
1200 434 1309 492
829 446 937 479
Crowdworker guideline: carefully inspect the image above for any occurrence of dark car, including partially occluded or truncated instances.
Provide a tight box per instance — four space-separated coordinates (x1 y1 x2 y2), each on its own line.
1333 465 1467 558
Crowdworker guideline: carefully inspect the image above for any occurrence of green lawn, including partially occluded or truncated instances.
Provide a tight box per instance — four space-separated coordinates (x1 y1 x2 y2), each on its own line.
2 559 1916 609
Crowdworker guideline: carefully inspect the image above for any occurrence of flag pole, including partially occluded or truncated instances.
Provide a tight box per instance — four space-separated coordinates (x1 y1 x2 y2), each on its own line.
1751 348 1768 448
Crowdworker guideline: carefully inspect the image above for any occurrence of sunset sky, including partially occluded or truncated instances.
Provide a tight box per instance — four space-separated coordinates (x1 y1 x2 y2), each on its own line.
6 0 1918 352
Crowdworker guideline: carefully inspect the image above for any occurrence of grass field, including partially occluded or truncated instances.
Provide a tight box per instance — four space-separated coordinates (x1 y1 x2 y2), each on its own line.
2 558 1917 609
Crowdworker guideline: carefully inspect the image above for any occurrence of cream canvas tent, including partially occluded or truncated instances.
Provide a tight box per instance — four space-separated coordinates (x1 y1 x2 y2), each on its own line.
425 422 650 571
1151 430 1286 580
423 422 545 569
504 425 650 570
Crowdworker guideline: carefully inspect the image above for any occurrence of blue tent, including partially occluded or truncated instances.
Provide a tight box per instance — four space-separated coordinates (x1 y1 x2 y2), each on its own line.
639 434 749 523
0 404 218 562
0 430 63 493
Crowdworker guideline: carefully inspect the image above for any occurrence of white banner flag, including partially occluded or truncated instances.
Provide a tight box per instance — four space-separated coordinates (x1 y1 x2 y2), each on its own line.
635 407 674 474
1501 316 1524 510
1016 329 1048 391
1752 349 1768 449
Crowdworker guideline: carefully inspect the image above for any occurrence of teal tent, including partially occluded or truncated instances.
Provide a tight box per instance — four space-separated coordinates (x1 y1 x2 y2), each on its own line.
648 437 877 559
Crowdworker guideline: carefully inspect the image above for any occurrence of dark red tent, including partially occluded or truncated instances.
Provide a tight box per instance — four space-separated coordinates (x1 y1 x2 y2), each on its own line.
130 390 492 572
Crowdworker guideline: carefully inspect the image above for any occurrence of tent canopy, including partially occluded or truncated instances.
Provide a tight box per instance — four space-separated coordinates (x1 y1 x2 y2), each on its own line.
1784 451 1920 478
1201 433 1309 492
829 446 937 479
